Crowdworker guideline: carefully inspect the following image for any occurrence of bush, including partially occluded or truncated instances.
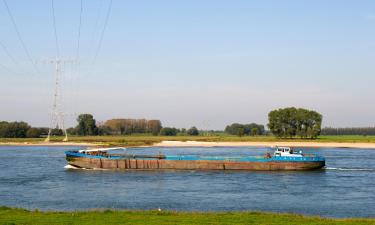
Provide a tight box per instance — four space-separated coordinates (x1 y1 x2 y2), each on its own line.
225 123 264 136
26 128 43 138
187 127 199 136
159 127 178 136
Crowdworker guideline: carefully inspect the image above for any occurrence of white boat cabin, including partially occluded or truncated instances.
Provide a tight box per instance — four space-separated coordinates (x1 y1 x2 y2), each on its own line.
273 147 303 157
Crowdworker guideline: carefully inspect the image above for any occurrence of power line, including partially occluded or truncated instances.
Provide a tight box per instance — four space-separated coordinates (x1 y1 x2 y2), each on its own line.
89 0 104 55
75 0 83 61
51 0 60 58
92 0 113 64
2 0 40 75
0 40 18 65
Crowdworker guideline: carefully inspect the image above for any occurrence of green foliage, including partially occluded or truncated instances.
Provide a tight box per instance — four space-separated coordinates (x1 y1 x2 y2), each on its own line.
251 127 259 136
76 114 98 136
0 207 373 225
268 107 322 139
96 126 112 135
187 126 199 136
0 121 30 138
26 128 43 138
237 127 245 137
51 128 63 136
66 127 77 135
225 123 265 136
322 127 375 136
159 127 178 136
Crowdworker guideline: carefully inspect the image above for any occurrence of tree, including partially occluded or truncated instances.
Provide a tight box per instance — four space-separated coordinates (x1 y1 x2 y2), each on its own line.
96 125 112 135
237 127 245 137
147 120 162 135
66 127 78 135
104 119 162 135
51 128 64 136
267 107 322 139
0 121 10 137
26 128 43 138
104 119 129 135
187 126 199 136
76 114 98 136
159 127 178 136
0 121 30 138
251 127 259 136
321 127 375 136
225 123 264 136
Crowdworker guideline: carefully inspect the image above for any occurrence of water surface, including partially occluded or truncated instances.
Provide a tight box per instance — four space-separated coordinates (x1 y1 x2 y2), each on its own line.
0 146 374 218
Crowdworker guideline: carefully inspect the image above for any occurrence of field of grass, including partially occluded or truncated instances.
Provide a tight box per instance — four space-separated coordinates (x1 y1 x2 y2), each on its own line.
0 207 374 225
1 135 375 147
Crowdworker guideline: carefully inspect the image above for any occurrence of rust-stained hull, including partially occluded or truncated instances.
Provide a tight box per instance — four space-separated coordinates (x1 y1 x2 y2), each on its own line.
66 156 325 171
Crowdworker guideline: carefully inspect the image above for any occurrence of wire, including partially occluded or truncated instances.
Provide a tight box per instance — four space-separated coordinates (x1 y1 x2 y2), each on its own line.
89 0 104 56
51 0 60 58
75 0 83 61
92 0 112 64
0 40 18 65
2 0 40 74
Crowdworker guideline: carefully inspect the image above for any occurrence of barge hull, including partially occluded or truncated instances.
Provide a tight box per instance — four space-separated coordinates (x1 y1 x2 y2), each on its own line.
66 156 325 171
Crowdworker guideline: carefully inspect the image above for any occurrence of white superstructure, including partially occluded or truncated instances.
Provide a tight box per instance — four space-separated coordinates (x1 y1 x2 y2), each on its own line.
273 147 303 157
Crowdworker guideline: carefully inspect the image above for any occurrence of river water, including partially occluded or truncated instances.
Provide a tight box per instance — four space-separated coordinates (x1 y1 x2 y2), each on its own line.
0 146 374 218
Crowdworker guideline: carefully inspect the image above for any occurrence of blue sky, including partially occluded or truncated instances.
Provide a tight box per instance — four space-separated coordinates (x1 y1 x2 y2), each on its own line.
0 0 375 129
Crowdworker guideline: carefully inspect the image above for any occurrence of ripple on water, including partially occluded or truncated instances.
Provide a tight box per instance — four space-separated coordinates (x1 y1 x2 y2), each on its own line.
0 146 375 218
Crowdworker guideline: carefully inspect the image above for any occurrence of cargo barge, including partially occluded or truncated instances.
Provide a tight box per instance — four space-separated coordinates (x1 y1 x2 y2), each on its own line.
65 146 325 171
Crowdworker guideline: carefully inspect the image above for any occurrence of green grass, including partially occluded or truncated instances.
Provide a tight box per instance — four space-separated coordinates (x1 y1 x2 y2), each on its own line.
1 135 375 147
0 207 374 225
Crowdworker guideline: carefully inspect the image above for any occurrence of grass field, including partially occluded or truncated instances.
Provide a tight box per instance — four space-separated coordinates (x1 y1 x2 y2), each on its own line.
1 135 375 147
0 207 374 225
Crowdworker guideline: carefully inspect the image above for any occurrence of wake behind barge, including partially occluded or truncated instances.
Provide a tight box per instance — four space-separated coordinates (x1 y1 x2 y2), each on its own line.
65 147 325 171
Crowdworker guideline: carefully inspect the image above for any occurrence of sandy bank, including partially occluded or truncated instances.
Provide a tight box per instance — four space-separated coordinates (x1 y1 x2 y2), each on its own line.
154 141 375 149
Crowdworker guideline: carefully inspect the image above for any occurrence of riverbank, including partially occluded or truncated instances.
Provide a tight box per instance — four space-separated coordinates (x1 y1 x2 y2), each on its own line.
1 135 375 148
154 141 375 149
0 142 97 146
0 207 373 225
3 141 375 149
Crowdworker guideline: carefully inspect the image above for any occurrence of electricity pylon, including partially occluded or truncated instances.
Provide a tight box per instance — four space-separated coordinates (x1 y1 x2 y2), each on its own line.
44 58 77 142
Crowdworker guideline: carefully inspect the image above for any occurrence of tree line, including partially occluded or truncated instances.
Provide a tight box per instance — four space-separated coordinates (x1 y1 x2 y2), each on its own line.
0 114 202 138
321 127 375 136
71 114 201 136
0 107 333 139
0 121 56 138
224 123 265 136
67 115 164 136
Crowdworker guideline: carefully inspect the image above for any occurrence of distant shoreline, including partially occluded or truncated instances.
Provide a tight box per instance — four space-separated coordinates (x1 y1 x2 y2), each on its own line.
153 141 375 149
1 140 375 149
